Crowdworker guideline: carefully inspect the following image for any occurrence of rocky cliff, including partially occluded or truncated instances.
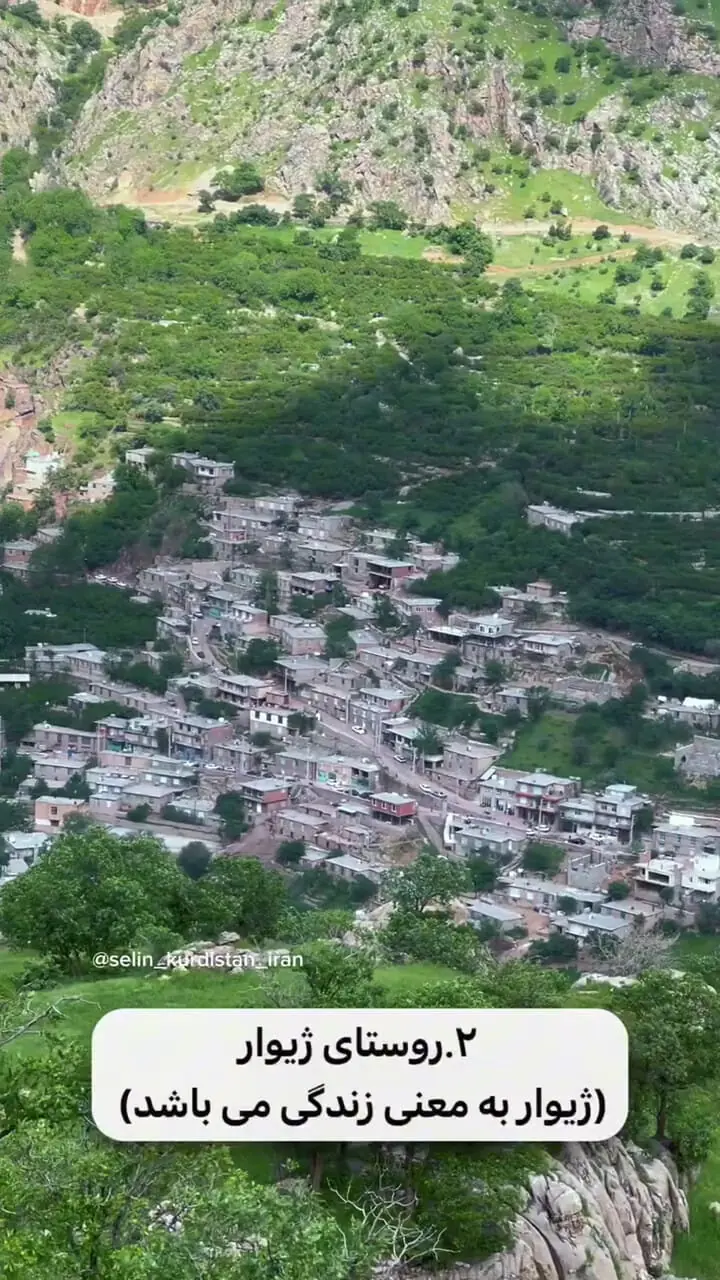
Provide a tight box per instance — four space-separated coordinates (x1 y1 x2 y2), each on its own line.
417 1139 689 1280
53 0 720 234
0 23 61 152
563 0 720 75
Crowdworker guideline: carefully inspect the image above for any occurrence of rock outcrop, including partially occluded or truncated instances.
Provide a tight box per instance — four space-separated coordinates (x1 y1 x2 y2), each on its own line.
0 24 61 152
563 0 720 75
410 1140 689 1280
45 0 720 232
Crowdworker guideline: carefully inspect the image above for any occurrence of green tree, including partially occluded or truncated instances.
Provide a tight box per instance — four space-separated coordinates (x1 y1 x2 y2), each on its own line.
276 839 305 865
372 595 401 631
196 855 287 940
415 722 444 758
613 971 720 1140
211 161 264 199
381 849 469 914
382 909 486 972
432 651 461 690
237 638 281 675
126 803 151 823
287 711 315 735
466 854 499 893
0 828 192 970
0 1127 368 1280
177 841 213 880
484 658 506 687
522 841 564 876
213 791 248 842
606 880 631 901
368 200 408 230
252 571 280 618
528 933 578 965
302 941 378 1006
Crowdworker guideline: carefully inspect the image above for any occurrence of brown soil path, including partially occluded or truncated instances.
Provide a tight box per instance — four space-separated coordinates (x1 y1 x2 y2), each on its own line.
98 184 712 270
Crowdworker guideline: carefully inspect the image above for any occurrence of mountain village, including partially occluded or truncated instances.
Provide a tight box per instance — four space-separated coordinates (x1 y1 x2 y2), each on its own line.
2 446 719 961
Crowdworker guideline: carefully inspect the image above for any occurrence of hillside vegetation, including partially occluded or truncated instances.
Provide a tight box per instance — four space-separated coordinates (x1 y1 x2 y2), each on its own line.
1 826 720 1275
2 172 720 651
27 0 720 236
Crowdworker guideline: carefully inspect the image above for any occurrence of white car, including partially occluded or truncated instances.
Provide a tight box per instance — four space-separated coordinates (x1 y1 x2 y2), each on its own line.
419 783 434 795
352 726 365 735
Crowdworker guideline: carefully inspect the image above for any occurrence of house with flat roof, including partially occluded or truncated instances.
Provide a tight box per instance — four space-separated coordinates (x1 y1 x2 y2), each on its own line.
467 899 524 933
370 793 417 824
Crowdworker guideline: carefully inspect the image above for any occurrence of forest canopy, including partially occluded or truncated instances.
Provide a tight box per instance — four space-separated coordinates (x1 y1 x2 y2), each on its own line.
2 177 720 650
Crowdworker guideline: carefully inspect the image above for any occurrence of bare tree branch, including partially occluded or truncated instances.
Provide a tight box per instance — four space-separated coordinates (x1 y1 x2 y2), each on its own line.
0 996 97 1049
329 1176 449 1271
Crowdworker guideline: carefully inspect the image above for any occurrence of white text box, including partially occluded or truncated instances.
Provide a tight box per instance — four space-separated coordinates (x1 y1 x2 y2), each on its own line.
92 1007 628 1143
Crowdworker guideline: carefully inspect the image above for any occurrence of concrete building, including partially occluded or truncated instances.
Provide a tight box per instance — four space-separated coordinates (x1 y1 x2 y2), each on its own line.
370 793 417 824
171 452 234 491
169 714 234 762
322 853 383 884
656 696 720 732
454 820 527 861
1 539 36 578
0 673 30 690
345 552 414 591
274 809 328 842
652 813 720 858
467 900 524 933
215 672 275 710
558 784 650 843
478 766 579 824
635 849 720 906
462 616 515 661
526 503 580 536
25 642 106 677
554 912 632 946
34 796 89 831
236 777 290 815
499 875 604 914
31 723 98 758
521 633 575 664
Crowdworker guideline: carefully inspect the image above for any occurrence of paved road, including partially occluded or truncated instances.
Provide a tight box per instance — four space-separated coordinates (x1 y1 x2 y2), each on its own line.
313 709 497 824
185 617 522 832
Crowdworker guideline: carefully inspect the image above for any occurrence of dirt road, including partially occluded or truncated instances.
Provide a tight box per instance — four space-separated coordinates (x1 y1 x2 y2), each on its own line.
485 247 636 276
98 183 708 251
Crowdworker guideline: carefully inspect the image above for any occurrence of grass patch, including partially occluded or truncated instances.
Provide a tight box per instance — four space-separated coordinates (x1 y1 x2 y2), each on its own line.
500 710 688 793
358 229 430 258
672 1130 720 1279
488 170 634 224
6 960 457 1059
525 247 720 323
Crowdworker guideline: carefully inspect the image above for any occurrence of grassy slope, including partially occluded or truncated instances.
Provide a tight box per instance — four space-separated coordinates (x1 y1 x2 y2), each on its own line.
4 955 459 1058
499 710 690 793
669 939 720 1279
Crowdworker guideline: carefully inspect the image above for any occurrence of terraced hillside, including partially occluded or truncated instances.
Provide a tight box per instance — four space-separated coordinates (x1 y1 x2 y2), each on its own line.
49 0 720 234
